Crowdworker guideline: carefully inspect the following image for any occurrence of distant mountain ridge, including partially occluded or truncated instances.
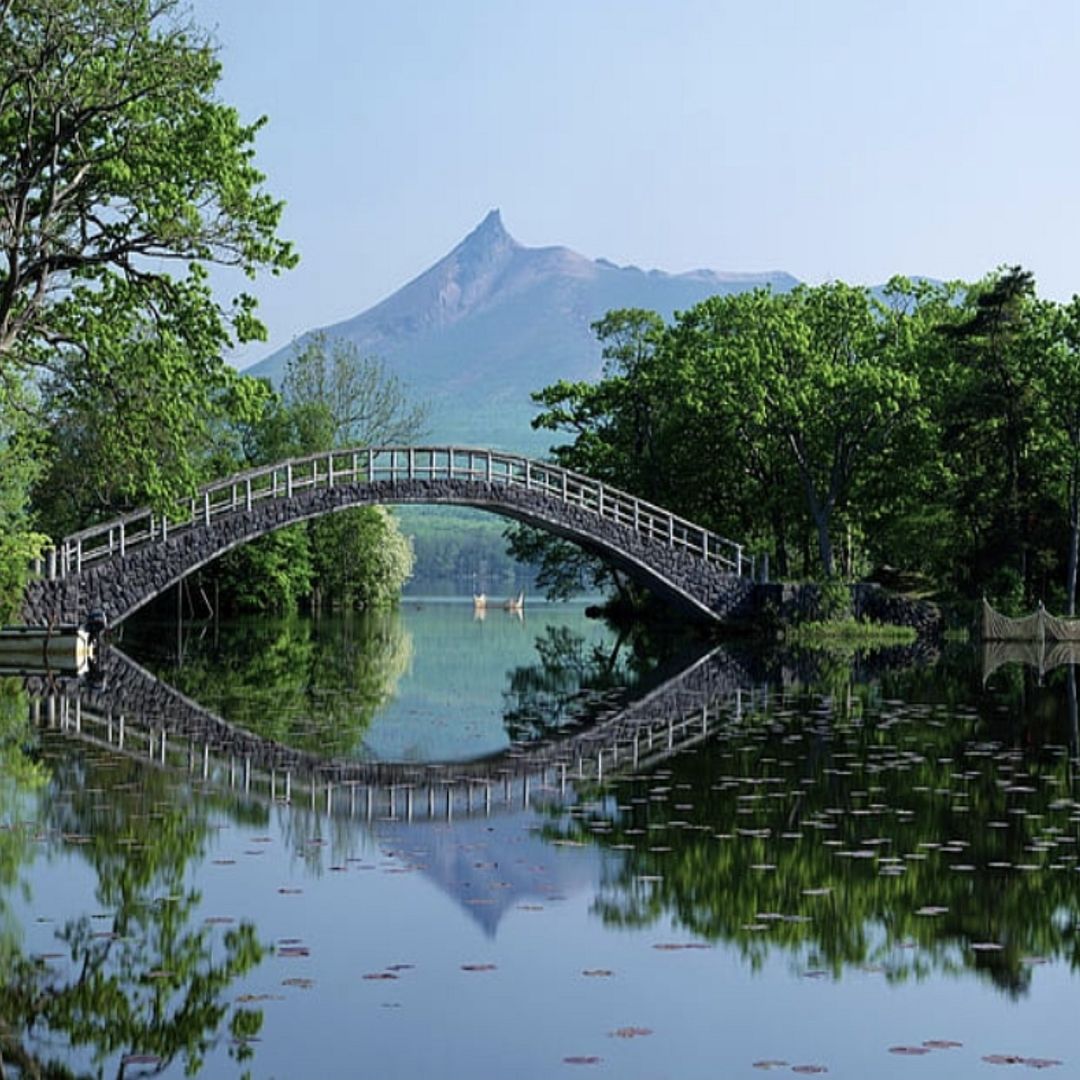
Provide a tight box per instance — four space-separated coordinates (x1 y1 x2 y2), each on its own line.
245 210 799 451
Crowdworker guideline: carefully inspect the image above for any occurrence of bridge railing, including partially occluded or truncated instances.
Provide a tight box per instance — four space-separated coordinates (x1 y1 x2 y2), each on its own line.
40 446 748 581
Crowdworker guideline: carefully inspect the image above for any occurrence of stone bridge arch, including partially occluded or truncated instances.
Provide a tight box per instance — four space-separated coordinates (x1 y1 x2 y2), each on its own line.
22 446 755 627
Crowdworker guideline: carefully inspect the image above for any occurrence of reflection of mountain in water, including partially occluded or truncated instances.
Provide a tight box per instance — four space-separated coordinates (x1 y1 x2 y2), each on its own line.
391 814 605 939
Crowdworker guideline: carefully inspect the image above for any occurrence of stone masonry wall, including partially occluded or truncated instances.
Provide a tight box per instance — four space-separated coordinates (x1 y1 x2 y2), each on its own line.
754 581 942 637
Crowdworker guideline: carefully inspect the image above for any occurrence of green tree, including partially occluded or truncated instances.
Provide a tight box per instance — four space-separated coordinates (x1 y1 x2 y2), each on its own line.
0 388 46 620
745 284 919 578
1050 297 1080 613
282 332 428 448
204 334 424 613
937 268 1047 604
0 0 294 613
310 505 414 610
532 288 923 584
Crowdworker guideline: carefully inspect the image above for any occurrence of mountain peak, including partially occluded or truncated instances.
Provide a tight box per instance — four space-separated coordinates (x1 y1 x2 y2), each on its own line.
455 208 516 255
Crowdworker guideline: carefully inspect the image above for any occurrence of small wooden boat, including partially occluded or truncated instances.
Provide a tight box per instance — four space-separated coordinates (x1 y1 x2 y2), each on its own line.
503 591 524 613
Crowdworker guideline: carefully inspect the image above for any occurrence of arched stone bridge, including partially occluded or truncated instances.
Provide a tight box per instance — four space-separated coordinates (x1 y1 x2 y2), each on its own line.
23 446 756 627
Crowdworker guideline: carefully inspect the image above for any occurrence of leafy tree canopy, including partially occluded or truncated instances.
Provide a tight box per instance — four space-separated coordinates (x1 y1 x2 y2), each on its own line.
1 0 296 516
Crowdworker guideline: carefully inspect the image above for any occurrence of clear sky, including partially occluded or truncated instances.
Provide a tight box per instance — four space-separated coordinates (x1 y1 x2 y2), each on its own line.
191 0 1080 366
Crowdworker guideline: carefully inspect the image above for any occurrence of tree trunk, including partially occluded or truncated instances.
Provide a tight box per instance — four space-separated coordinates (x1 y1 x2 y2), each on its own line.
769 507 789 578
1069 663 1079 759
814 512 835 579
1067 473 1079 617
803 479 835 578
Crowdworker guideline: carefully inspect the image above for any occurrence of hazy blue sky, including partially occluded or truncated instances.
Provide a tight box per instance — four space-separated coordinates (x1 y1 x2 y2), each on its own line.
191 0 1080 365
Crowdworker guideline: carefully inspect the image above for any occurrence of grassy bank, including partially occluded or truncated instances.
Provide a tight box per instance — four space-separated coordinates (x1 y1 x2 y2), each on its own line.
785 618 917 648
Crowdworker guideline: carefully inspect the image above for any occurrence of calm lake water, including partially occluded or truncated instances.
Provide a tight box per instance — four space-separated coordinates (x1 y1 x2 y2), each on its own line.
3 600 1080 1078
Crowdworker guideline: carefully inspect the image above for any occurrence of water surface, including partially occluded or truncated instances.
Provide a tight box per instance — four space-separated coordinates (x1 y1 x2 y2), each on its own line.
3 611 1080 1078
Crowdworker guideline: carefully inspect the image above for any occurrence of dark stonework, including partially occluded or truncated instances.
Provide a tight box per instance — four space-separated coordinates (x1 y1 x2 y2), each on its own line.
22 478 756 628
754 581 942 637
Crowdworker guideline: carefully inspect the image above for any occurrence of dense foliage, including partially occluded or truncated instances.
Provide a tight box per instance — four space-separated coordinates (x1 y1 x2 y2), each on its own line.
198 334 419 614
0 0 295 610
0 2 420 619
529 270 1080 614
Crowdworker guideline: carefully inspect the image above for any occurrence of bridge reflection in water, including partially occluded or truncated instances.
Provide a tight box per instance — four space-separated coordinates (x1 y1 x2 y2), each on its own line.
25 644 762 823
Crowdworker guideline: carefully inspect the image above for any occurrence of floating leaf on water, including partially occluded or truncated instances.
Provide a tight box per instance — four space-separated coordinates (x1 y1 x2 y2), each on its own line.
982 1055 1062 1068
277 946 310 958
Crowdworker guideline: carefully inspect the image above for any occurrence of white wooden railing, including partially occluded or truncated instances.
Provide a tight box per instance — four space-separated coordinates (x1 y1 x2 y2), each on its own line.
39 446 749 581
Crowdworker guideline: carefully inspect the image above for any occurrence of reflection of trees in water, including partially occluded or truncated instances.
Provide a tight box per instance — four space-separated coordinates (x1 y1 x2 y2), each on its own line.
146 609 413 757
0 715 268 1077
549 675 1080 998
502 621 701 743
0 680 45 977
502 626 629 743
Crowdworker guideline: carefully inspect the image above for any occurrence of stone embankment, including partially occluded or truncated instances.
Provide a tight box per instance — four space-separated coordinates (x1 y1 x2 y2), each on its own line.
754 581 942 637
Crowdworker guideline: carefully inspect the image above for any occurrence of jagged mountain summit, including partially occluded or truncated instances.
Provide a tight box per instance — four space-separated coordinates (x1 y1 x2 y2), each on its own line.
245 210 798 450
